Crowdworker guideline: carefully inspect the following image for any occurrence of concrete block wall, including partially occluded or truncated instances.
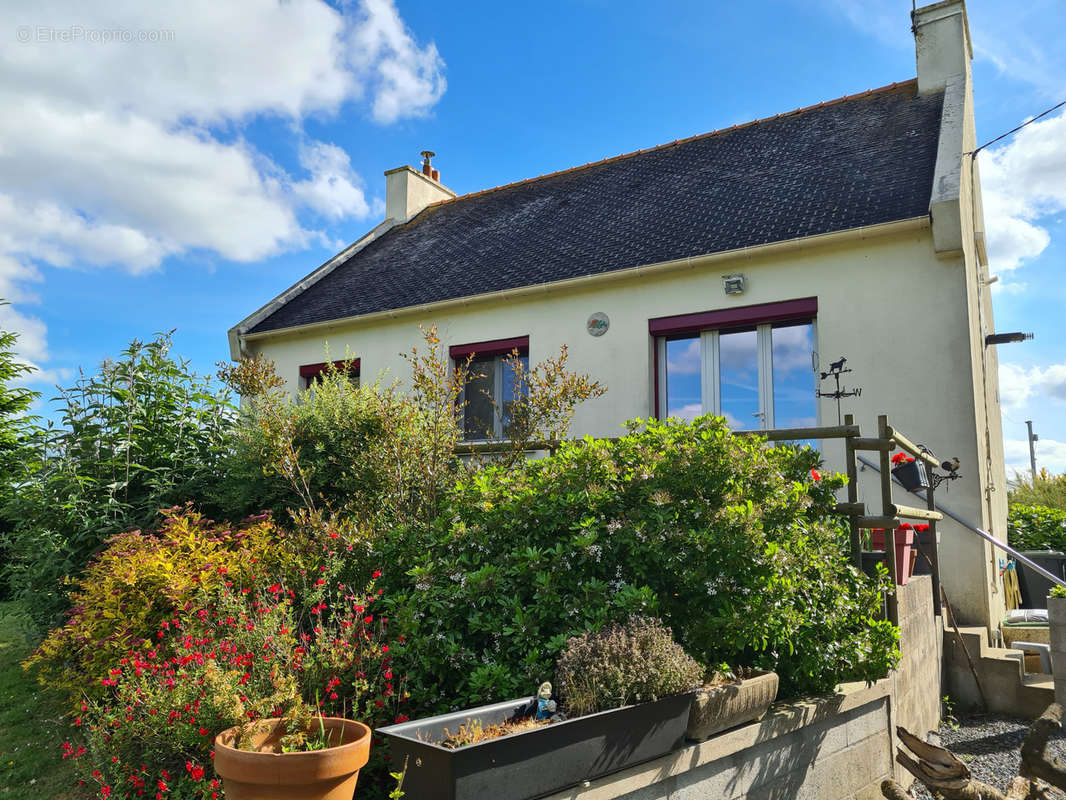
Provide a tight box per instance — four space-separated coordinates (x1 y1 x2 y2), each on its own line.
544 683 894 800
892 576 943 743
1048 597 1066 706
544 577 941 800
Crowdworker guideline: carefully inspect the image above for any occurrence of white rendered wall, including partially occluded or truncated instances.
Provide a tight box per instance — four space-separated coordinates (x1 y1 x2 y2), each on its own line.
248 223 1006 626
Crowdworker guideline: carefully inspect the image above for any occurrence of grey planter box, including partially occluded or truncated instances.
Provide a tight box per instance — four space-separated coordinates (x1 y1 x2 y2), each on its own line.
376 693 693 800
1048 596 1066 706
686 671 779 741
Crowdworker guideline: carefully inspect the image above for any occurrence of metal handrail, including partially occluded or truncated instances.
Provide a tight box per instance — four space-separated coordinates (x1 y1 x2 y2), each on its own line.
856 454 1066 589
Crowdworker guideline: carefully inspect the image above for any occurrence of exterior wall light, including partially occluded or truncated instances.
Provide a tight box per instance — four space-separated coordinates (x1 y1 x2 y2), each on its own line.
984 332 1033 346
722 274 745 295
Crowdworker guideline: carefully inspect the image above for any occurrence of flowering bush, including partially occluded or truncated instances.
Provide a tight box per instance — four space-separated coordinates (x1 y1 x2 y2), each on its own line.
383 416 897 707
66 575 403 799
25 508 314 706
555 616 702 716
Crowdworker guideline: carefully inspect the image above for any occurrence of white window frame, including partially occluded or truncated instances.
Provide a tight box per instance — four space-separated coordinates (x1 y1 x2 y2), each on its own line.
657 321 819 429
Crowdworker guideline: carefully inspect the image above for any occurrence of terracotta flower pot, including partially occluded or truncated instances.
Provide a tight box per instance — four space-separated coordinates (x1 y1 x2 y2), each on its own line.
214 717 371 800
871 527 916 585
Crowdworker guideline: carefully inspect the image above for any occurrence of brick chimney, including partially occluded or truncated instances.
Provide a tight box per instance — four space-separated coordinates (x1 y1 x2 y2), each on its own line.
384 151 455 224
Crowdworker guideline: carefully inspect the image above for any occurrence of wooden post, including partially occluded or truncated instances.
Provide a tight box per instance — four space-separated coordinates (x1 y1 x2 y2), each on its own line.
926 476 943 616
844 414 861 569
878 414 899 626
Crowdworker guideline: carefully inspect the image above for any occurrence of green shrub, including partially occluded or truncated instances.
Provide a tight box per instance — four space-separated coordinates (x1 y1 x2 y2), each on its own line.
1 332 236 627
1009 469 1066 511
1008 504 1066 552
555 616 702 716
220 329 606 531
383 416 898 709
222 366 459 529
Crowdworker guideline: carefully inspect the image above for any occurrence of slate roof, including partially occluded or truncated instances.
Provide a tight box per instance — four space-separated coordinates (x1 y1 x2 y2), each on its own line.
247 80 944 335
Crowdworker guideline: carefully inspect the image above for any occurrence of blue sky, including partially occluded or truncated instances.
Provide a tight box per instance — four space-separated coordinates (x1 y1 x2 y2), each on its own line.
1 0 1064 477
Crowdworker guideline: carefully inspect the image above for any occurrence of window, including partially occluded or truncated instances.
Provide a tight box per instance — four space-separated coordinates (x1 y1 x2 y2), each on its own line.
299 359 360 390
450 336 529 440
652 298 817 430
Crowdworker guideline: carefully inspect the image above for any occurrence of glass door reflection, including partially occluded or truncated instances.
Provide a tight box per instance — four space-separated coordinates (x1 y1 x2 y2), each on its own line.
718 329 759 429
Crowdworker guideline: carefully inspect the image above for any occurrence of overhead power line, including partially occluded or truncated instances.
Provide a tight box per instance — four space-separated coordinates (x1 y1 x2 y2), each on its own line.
969 99 1066 156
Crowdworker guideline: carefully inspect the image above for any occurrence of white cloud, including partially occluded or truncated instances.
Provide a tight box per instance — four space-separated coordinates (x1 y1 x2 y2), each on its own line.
670 402 703 422
991 279 1028 296
1005 438 1066 479
0 0 445 373
666 339 700 375
349 0 447 124
292 141 373 221
980 109 1066 274
999 361 1066 410
0 301 48 364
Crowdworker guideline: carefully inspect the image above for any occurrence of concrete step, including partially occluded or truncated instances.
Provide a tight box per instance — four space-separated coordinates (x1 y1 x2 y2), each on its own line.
943 626 1054 719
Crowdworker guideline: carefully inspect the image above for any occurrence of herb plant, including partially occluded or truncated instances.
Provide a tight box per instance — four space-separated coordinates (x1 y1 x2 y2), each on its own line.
555 616 701 716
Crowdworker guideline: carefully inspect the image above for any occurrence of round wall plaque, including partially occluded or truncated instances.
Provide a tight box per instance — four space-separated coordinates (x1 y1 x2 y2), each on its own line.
586 312 609 337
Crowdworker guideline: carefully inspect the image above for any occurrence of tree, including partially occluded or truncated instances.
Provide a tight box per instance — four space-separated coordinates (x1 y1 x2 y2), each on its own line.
2 331 237 627
0 302 39 600
0 301 38 463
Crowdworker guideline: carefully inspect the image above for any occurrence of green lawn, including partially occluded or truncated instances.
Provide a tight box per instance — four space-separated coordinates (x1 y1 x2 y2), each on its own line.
0 602 79 798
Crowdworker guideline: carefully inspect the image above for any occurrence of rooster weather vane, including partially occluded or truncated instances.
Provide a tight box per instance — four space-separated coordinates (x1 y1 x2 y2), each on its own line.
817 356 861 424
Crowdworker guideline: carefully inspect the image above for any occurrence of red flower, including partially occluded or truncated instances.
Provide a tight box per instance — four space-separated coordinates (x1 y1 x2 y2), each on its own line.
810 469 821 482
372 570 382 579
891 452 914 466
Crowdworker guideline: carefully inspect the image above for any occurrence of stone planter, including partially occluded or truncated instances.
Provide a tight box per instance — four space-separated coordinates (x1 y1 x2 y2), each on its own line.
376 692 693 800
686 670 779 740
213 717 371 800
1048 596 1066 706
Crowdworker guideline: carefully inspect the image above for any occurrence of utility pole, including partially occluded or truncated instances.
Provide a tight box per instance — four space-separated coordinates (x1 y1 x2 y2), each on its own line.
1026 420 1039 479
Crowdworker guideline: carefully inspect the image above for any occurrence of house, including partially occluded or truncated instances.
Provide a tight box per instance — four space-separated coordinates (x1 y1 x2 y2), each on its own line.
229 0 1007 629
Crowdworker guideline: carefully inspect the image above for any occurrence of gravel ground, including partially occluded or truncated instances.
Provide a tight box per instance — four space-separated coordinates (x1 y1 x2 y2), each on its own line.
907 711 1066 799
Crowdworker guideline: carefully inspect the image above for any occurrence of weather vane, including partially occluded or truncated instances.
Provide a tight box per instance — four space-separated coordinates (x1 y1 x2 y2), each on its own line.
817 356 861 424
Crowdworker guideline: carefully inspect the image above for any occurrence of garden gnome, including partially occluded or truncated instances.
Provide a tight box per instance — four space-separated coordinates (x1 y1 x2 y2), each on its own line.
535 681 557 720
